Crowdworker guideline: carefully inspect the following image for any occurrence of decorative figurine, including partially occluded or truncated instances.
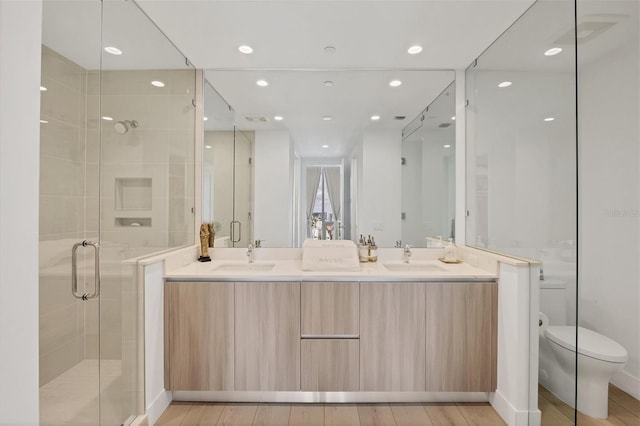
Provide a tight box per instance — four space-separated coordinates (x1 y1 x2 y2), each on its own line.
207 223 215 247
198 224 211 262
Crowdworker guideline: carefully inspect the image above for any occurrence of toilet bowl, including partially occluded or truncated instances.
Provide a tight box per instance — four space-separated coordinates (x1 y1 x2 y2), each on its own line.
542 325 627 419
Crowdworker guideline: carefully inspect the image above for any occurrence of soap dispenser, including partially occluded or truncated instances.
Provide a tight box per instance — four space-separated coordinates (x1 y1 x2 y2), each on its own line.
444 238 458 262
369 236 378 262
359 235 369 262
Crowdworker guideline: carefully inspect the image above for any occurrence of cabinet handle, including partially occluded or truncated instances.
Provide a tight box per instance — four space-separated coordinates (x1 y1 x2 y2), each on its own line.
301 334 359 339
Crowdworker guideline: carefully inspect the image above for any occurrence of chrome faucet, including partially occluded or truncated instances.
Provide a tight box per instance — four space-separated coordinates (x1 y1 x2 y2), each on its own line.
247 244 254 263
403 245 412 263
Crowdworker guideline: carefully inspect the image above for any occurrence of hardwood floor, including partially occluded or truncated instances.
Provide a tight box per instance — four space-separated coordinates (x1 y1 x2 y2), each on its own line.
156 385 639 425
539 385 640 426
156 402 506 425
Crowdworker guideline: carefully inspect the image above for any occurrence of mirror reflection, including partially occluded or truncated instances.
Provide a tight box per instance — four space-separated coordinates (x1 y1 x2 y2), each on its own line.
401 82 456 248
203 70 455 248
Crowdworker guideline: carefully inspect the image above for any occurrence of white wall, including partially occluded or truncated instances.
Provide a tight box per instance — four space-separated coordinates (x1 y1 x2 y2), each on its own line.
0 1 42 423
144 261 172 425
579 26 640 397
254 130 292 247
359 130 402 247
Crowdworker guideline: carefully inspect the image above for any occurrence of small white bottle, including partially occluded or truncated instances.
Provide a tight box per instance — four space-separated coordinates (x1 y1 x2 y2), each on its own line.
444 238 458 262
369 236 378 262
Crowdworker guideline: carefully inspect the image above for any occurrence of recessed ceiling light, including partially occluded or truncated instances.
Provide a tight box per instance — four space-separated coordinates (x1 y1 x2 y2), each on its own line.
151 80 165 87
322 116 333 121
544 117 555 122
444 144 451 148
498 81 512 88
40 86 47 91
323 80 334 87
102 116 113 121
389 80 402 87
370 115 381 121
104 46 122 55
407 45 423 55
205 145 212 149
324 46 336 54
203 116 209 121
322 145 329 148
256 80 269 87
451 116 456 121
40 120 48 124
274 116 284 121
238 45 253 54
544 47 563 56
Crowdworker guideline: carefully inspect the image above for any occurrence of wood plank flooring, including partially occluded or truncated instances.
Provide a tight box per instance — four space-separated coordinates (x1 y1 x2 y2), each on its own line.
539 385 639 426
156 402 506 425
156 385 639 425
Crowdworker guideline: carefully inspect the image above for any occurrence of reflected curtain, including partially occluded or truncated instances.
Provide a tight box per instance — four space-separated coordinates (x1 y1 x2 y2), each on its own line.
325 167 341 223
306 167 322 237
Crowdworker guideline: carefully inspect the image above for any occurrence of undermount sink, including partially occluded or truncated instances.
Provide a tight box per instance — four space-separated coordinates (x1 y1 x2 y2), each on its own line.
212 262 276 272
382 262 446 272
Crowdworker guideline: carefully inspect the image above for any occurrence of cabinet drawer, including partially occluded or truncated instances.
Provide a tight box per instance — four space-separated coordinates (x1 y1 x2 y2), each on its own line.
301 339 359 391
301 282 359 336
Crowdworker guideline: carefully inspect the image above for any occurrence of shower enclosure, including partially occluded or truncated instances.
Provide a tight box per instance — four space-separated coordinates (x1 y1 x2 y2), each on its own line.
39 1 196 424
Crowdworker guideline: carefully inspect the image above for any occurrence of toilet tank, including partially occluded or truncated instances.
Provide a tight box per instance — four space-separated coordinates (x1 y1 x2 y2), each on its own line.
540 279 567 325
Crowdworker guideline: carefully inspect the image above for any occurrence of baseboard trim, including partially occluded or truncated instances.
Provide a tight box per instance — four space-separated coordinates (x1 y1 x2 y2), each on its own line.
612 370 640 401
172 391 489 403
128 414 149 426
147 390 172 426
491 389 540 426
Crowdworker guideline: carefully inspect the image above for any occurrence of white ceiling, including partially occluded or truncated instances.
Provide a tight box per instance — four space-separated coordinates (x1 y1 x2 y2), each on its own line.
46 0 555 157
42 1 636 157
42 0 188 70
136 0 536 70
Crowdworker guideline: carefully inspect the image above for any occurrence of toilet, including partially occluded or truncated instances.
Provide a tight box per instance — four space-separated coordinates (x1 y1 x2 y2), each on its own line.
540 322 627 419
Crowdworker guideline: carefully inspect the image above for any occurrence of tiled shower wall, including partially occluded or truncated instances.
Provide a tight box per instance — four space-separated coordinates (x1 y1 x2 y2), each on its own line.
39 45 91 385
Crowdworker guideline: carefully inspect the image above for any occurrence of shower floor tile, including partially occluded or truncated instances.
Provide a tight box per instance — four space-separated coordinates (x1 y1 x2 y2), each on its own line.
40 359 122 426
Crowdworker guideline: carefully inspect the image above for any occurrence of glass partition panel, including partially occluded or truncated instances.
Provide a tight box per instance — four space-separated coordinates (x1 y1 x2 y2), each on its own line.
576 0 639 423
465 0 577 423
101 0 196 423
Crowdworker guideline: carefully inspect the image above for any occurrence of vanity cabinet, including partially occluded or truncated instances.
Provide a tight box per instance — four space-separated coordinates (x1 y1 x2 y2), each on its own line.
235 281 300 391
164 278 497 395
165 281 234 391
300 282 359 391
360 282 426 391
425 282 497 392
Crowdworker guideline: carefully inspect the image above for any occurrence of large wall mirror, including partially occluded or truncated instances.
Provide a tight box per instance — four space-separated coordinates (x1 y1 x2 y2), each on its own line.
203 70 455 248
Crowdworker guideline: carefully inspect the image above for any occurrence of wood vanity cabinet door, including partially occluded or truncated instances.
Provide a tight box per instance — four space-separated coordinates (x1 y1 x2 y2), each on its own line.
167 281 234 391
360 282 426 391
301 281 359 336
235 282 300 391
301 339 359 391
425 282 497 392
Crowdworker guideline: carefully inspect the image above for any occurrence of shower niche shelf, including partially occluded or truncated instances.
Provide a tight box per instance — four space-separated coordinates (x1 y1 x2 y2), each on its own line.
115 217 152 227
115 178 152 211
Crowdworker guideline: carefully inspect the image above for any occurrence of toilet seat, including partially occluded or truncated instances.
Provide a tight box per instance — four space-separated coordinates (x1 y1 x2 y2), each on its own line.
546 326 627 363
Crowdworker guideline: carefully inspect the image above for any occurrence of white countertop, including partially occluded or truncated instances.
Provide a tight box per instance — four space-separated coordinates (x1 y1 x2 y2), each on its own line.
164 257 497 282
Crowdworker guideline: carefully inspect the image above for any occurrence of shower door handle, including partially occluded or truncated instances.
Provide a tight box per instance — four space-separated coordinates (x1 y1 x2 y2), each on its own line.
230 220 241 243
71 240 101 301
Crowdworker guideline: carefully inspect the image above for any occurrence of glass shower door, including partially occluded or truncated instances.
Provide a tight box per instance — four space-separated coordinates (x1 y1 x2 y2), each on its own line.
39 2 103 424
